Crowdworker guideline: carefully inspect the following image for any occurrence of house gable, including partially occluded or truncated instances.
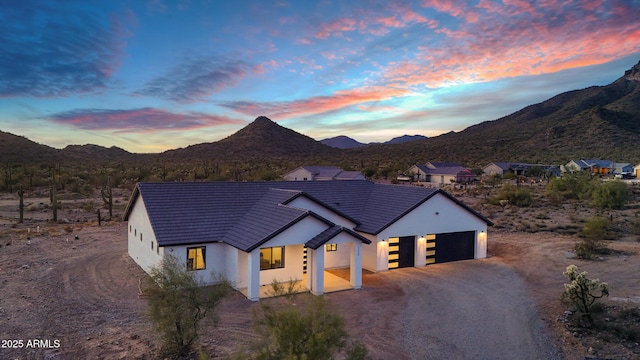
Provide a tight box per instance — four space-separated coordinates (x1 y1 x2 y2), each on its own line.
377 192 489 240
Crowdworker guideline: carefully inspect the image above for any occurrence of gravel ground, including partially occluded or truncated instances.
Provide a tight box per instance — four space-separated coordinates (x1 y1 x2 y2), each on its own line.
375 260 562 360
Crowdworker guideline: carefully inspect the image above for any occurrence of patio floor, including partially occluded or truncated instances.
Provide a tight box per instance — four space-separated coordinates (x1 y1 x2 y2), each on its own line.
238 269 353 299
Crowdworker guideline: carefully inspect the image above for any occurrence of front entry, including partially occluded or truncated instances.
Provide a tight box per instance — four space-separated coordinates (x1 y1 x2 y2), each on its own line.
388 236 415 269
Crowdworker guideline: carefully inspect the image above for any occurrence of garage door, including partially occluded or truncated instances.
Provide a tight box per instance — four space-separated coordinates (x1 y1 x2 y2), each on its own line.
433 231 475 263
388 236 415 269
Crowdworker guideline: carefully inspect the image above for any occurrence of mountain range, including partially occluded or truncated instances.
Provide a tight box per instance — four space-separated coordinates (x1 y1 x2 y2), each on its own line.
319 134 428 149
1 59 640 168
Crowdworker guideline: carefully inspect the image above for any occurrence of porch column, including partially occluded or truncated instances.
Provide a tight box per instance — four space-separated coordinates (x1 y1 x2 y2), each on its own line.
310 248 325 295
247 250 260 301
305 247 312 291
350 242 362 289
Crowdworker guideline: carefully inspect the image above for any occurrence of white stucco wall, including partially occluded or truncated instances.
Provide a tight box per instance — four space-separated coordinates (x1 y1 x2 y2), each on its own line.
256 216 328 286
165 242 230 285
358 232 381 272
284 168 313 181
287 197 357 228
483 164 504 176
127 196 163 273
377 192 487 241
323 232 357 269
362 192 489 271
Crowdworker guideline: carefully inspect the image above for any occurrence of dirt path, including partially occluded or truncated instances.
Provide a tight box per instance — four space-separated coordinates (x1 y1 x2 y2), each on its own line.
0 223 154 359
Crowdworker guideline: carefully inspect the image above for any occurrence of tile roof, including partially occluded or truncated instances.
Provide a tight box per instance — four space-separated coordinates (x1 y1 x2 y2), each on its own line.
305 225 371 250
124 180 491 251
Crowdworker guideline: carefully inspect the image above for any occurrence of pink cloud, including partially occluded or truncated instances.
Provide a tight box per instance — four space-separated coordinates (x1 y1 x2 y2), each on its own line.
48 108 244 133
221 86 410 119
315 17 357 39
385 0 640 88
421 0 466 17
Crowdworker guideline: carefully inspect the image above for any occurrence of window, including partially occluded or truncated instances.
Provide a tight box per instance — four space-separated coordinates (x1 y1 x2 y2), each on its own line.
187 247 206 271
140 233 143 241
151 241 153 250
260 246 285 270
325 243 337 252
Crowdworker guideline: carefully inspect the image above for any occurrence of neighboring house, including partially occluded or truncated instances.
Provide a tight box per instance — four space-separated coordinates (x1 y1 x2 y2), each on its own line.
407 162 474 184
483 162 560 177
124 181 492 301
563 159 615 174
283 166 366 181
635 164 640 178
612 163 634 175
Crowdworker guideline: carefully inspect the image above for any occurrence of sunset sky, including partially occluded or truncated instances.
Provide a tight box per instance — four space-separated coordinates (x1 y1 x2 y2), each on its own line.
1 0 639 153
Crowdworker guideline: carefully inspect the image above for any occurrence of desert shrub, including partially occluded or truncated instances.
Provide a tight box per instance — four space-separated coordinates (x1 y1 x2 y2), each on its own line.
545 173 596 201
488 183 532 207
575 216 614 258
562 265 609 325
246 281 368 360
581 216 616 240
590 180 629 209
534 212 550 219
144 255 230 358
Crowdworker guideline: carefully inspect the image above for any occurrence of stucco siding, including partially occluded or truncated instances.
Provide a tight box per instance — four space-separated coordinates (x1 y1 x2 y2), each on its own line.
483 164 504 176
165 242 229 285
377 193 487 240
127 196 162 273
284 169 312 181
323 232 357 269
257 244 305 286
358 232 380 272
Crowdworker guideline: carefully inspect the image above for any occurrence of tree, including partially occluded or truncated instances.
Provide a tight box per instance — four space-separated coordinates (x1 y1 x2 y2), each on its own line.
144 255 230 358
562 265 609 325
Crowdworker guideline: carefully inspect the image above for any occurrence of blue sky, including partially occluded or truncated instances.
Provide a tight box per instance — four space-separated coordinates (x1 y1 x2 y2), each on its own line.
1 0 639 153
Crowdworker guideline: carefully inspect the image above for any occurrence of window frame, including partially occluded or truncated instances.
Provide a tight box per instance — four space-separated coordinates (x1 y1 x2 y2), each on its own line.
325 243 337 252
260 246 285 270
186 246 206 271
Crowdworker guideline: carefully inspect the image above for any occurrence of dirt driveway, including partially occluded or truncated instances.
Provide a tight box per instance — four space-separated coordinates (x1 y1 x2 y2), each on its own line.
2 221 638 359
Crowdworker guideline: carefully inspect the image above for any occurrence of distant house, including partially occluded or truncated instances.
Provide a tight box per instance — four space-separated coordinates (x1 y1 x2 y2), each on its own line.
612 163 634 175
407 162 474 184
635 164 640 178
283 166 366 181
124 181 492 301
483 162 560 177
563 159 615 174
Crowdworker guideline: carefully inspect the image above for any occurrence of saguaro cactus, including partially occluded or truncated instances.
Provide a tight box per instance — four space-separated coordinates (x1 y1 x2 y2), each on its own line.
17 186 24 223
101 176 113 218
51 185 58 222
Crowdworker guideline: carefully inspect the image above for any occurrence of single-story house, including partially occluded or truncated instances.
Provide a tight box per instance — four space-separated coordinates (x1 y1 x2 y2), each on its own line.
483 162 560 177
612 163 634 175
563 159 614 174
283 166 366 181
124 181 492 301
406 162 474 184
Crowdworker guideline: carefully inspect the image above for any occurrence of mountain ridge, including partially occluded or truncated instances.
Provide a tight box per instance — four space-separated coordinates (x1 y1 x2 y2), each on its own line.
2 60 640 167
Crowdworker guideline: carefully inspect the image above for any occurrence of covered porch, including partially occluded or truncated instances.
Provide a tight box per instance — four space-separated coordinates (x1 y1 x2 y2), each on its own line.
238 268 354 299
